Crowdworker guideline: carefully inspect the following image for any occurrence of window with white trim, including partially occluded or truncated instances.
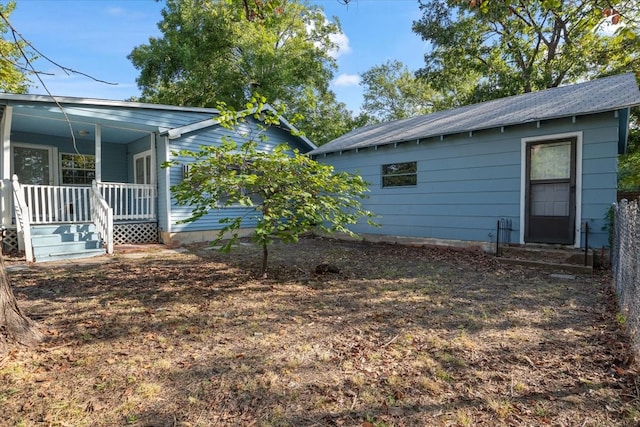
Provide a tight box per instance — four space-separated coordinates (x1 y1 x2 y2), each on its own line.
60 153 95 185
134 151 152 185
381 161 417 187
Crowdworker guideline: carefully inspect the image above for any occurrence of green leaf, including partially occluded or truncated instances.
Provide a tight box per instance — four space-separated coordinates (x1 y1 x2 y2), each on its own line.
163 96 377 275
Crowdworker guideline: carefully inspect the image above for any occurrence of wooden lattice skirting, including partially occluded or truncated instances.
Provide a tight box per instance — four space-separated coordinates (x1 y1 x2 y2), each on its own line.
2 227 18 254
114 222 159 245
1 223 159 254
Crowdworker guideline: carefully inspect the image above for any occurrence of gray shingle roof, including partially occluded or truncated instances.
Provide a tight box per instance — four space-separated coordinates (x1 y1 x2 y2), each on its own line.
310 73 640 156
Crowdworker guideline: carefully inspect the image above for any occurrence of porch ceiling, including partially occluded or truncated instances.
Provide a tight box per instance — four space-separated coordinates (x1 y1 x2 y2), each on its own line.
10 103 157 144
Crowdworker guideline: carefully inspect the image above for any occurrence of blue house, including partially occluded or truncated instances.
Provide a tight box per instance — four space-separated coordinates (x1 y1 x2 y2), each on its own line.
0 94 314 262
310 73 640 251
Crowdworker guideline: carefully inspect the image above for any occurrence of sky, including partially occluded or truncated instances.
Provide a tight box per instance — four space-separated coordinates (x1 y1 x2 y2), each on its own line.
7 0 428 114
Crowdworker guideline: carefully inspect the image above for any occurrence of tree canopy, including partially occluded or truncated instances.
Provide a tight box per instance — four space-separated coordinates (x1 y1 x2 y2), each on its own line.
129 0 352 144
360 59 436 123
412 0 639 107
0 1 30 94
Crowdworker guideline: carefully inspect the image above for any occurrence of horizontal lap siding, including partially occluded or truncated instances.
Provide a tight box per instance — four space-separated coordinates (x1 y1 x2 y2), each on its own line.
101 143 128 182
319 113 620 248
579 117 619 248
326 127 522 243
157 137 170 232
167 123 291 232
13 131 128 182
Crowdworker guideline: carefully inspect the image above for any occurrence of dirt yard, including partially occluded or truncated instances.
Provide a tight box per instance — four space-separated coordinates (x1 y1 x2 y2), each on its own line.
0 236 638 426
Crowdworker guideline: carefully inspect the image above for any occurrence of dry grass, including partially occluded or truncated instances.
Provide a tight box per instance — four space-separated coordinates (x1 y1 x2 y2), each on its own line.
0 236 638 426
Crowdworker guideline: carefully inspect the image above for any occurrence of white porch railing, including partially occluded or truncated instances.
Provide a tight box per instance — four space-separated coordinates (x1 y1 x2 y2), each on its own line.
22 183 92 224
11 175 34 262
18 181 156 224
91 181 113 254
11 178 156 258
97 182 156 221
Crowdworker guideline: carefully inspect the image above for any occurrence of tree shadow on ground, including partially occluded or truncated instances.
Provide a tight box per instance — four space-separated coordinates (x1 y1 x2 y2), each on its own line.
2 237 635 426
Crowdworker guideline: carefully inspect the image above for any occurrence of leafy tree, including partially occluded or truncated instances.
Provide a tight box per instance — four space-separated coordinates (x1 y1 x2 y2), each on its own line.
0 1 30 93
360 59 436 123
290 88 358 145
618 114 640 190
412 0 639 107
0 2 42 357
129 0 349 145
165 96 375 276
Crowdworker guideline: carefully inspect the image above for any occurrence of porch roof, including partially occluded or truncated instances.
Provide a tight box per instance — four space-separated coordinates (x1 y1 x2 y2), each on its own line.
0 93 221 145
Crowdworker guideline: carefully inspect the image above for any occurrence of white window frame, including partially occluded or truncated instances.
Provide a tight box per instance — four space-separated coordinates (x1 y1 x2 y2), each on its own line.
381 161 418 188
520 131 583 248
134 150 153 185
59 152 96 186
12 142 58 185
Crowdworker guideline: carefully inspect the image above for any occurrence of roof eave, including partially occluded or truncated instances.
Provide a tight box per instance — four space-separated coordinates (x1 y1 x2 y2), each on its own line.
161 104 317 152
311 106 640 157
0 92 220 114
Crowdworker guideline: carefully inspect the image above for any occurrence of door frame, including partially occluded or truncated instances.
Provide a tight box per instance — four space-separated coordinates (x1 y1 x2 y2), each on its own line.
133 150 153 185
11 142 59 185
519 131 582 248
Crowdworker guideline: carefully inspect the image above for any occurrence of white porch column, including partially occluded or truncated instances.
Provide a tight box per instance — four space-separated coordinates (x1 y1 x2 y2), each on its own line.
1 106 13 227
150 132 156 187
95 123 102 182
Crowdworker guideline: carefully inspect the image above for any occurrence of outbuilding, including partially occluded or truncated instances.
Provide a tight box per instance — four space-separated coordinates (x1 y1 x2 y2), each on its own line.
310 73 640 250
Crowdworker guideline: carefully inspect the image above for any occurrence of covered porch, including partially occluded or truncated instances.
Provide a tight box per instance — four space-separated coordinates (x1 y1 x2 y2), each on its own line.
0 96 161 261
10 177 157 261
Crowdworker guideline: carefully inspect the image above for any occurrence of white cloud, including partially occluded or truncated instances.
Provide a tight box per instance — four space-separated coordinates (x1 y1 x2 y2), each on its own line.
329 30 351 59
332 73 361 87
106 7 126 16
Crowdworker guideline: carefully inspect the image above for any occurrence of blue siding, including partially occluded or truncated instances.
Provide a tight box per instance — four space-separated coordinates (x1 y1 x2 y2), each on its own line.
101 143 128 182
12 131 127 182
126 135 154 183
317 112 620 248
157 136 170 233
166 121 292 232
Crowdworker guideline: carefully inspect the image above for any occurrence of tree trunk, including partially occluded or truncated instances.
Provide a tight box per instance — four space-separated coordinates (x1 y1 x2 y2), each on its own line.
0 253 43 356
261 242 268 278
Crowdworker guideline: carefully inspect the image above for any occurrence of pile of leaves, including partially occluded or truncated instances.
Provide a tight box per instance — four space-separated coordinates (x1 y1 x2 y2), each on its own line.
0 236 638 426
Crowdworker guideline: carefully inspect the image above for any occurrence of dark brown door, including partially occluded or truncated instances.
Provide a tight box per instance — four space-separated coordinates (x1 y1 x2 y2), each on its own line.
525 138 576 245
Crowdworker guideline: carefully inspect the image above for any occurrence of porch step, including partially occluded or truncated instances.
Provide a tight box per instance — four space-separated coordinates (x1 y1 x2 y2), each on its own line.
30 224 96 235
30 223 106 263
496 245 594 274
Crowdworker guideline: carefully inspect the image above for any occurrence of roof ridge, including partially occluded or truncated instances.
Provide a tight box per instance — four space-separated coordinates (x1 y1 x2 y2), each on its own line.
311 73 640 156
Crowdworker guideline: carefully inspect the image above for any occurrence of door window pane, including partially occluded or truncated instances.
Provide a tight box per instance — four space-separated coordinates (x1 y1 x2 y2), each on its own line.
135 157 145 184
14 147 50 185
531 182 570 216
134 152 152 185
530 141 571 180
145 156 151 184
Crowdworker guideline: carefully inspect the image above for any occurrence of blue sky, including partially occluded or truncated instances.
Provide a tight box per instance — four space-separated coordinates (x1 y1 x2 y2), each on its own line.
8 0 427 113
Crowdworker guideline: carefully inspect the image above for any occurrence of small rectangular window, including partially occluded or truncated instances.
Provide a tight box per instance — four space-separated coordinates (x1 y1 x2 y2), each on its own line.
60 153 95 185
382 161 417 187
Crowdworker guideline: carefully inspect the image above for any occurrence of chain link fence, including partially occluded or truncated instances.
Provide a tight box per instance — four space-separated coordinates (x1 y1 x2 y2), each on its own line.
612 199 640 354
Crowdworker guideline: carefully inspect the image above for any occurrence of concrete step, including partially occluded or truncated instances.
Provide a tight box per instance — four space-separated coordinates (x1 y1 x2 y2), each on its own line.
38 248 106 263
497 245 593 273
